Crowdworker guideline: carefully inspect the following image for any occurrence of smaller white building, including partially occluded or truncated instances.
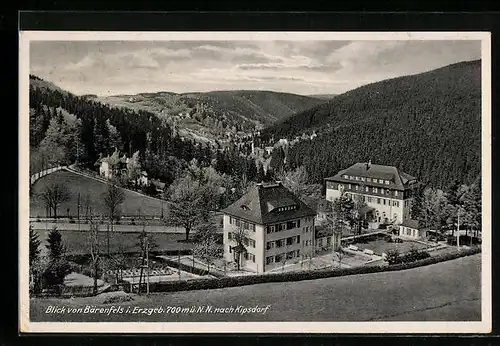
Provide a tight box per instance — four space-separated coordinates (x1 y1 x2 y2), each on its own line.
399 219 428 240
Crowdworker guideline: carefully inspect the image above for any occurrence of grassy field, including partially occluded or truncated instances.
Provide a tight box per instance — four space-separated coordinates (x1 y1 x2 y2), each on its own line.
30 254 481 322
30 170 165 218
35 229 192 255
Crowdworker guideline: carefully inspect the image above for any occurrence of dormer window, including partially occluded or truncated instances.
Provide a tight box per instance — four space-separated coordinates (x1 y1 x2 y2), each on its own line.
385 180 390 185
241 205 251 211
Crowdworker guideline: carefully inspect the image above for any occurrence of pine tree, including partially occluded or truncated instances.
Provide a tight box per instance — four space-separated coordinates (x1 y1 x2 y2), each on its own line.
46 227 65 261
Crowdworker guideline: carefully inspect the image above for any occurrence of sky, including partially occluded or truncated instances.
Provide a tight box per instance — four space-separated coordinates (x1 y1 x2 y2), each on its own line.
30 40 482 96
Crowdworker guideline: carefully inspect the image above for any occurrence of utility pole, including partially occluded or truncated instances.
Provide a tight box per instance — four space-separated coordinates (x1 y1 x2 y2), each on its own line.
146 237 150 295
77 192 81 232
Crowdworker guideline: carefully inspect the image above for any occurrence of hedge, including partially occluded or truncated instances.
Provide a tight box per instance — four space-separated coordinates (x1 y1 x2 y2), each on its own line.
143 246 481 293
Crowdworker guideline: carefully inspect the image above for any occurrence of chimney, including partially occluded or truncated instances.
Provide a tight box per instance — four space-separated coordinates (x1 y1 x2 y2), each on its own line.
366 160 372 170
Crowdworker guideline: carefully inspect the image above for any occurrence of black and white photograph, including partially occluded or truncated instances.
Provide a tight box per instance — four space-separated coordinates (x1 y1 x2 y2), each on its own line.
19 31 491 333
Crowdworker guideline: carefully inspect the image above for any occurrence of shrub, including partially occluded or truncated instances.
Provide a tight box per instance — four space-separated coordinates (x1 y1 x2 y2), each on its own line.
42 259 72 290
385 249 400 265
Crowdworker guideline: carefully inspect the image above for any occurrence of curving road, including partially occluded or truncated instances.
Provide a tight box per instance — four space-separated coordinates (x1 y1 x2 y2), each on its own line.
30 254 481 322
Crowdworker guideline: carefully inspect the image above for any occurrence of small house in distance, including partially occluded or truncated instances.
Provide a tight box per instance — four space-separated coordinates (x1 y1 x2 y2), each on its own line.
399 219 428 240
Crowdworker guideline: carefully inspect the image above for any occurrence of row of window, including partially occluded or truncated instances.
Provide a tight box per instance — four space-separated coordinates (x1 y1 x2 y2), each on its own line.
343 174 391 185
229 217 256 232
266 220 301 234
244 252 256 262
266 235 300 250
344 184 399 197
266 250 301 265
401 227 418 237
277 205 297 212
302 226 312 233
303 240 313 246
345 193 401 207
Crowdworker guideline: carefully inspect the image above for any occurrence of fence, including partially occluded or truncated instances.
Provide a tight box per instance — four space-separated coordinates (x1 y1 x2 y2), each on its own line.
30 165 66 185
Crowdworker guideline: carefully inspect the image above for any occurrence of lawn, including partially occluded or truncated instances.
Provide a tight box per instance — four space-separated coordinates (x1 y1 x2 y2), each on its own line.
35 229 193 255
347 233 430 256
352 239 430 256
29 254 481 322
30 170 165 218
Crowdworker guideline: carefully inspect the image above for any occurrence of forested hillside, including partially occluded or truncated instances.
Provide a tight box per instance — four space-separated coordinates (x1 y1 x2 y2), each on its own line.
97 90 323 143
29 75 267 188
264 60 482 189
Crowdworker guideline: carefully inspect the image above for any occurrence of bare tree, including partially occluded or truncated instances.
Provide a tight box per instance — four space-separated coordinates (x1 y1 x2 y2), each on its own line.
102 183 125 255
39 182 71 219
333 247 346 268
192 234 222 275
231 225 249 271
88 218 101 296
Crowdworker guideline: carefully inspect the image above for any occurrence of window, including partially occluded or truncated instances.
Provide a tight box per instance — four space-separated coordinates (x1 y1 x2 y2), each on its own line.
297 220 301 228
383 199 386 205
249 239 256 248
355 176 359 181
373 179 378 183
343 174 348 179
266 256 274 265
318 238 323 246
275 254 282 262
243 238 249 246
385 180 390 185
367 197 373 203
286 251 294 259
373 187 378 193
349 176 353 180
229 245 232 253
286 237 294 246
229 217 234 224
395 191 399 197
295 249 300 257
228 232 233 240
361 177 365 182
297 235 300 243
377 198 381 204
266 241 274 250
246 253 255 262
327 237 332 245
244 222 249 230
276 239 284 248
348 184 352 189
355 185 359 191
365 186 369 192
367 178 371 182
251 224 256 232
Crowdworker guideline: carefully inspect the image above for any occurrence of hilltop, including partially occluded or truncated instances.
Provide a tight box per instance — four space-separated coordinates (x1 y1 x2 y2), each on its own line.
263 60 482 188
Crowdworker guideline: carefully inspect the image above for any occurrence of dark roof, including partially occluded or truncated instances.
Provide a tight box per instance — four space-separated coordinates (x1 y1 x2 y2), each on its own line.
222 182 317 225
325 162 417 190
400 219 428 230
302 196 333 213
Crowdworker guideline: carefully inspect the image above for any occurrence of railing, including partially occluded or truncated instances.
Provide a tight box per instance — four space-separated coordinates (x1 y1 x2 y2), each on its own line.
30 165 66 185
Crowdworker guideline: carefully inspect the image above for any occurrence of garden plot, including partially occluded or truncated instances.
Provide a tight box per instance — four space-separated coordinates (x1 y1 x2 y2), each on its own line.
113 267 203 284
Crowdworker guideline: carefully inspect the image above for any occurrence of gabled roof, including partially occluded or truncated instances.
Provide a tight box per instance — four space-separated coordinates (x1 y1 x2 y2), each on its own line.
222 182 316 225
325 162 417 190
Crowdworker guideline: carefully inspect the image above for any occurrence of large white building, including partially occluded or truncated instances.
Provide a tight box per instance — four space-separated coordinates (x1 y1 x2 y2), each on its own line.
221 182 317 273
325 161 419 226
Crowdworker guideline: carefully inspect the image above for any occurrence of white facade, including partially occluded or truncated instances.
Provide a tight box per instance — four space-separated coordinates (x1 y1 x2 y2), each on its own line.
223 214 316 273
325 184 412 225
399 225 427 240
99 161 112 179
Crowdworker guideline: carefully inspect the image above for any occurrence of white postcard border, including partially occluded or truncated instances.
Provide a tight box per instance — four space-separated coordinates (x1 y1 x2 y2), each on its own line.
19 30 492 334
